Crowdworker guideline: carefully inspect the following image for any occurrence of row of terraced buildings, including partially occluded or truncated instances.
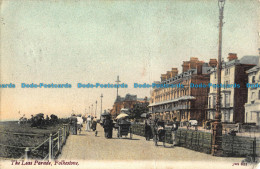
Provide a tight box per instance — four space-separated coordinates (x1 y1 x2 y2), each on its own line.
149 52 260 126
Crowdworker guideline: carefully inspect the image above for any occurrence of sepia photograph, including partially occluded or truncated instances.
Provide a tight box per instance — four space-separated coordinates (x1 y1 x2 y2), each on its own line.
0 0 260 169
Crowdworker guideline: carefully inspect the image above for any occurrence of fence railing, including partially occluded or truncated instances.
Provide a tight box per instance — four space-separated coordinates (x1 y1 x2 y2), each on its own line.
0 124 70 160
131 123 259 161
22 124 70 160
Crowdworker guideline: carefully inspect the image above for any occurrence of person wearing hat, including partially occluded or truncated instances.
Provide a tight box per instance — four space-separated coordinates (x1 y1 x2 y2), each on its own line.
171 117 178 147
85 115 92 132
91 116 97 131
70 114 78 135
77 114 83 134
145 114 153 141
103 114 113 138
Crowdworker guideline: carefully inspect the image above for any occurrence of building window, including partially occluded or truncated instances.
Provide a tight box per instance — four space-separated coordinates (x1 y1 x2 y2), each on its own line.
225 94 230 106
214 72 216 79
209 97 211 108
251 92 255 100
252 76 255 83
224 112 227 122
259 91 260 100
225 68 229 75
221 96 223 107
245 112 248 123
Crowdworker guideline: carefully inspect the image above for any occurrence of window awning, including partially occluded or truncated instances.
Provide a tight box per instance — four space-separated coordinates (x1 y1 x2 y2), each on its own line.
148 96 195 107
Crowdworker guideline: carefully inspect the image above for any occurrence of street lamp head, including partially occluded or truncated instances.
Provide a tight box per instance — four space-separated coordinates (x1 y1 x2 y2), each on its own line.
218 0 225 8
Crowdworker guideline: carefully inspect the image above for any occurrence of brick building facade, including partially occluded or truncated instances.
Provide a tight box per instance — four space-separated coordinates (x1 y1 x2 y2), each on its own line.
149 57 216 126
110 94 148 118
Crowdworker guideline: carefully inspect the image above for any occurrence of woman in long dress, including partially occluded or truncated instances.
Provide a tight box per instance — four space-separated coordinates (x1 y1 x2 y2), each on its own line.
77 114 83 134
171 117 178 147
85 115 91 132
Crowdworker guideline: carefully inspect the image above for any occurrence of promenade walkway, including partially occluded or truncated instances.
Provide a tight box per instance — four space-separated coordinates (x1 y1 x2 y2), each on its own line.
59 124 245 162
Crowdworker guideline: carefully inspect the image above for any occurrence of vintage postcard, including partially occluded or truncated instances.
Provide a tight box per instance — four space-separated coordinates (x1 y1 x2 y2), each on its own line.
0 0 259 169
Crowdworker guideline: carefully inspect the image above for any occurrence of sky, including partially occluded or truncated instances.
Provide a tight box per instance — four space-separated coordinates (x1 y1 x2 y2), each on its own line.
0 0 259 120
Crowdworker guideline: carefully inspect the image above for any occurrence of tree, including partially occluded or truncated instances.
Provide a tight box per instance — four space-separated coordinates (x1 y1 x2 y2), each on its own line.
129 102 149 120
30 113 44 127
50 114 58 124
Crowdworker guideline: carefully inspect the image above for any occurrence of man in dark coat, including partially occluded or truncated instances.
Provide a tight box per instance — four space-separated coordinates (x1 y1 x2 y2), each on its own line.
103 115 113 138
91 116 97 131
70 114 78 135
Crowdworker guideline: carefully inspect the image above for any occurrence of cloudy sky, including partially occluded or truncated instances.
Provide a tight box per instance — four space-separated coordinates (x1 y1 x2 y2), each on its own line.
0 0 259 120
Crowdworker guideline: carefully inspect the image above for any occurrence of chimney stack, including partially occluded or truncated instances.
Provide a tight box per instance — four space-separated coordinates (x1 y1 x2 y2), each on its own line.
171 68 178 78
182 61 189 73
161 74 167 82
196 61 204 75
189 57 199 69
209 59 217 67
227 53 237 61
166 71 171 79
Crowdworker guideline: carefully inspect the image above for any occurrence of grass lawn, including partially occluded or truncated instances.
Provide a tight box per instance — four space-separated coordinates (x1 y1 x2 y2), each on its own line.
0 121 69 159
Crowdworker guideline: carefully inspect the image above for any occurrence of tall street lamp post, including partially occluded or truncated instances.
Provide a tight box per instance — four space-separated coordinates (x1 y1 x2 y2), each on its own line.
115 76 121 117
91 104 93 116
212 0 225 156
95 100 97 117
100 94 103 115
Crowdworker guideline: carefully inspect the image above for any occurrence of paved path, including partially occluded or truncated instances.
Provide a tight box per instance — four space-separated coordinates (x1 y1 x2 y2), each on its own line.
59 124 245 162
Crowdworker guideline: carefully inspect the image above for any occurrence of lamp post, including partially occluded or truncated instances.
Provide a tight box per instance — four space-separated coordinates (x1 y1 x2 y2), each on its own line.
95 100 97 117
212 0 225 156
91 104 93 116
100 94 103 116
115 76 121 117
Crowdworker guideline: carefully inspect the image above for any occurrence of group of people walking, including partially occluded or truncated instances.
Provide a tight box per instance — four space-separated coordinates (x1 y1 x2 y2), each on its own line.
70 113 178 147
145 115 179 147
85 115 97 132
101 114 113 138
70 114 97 135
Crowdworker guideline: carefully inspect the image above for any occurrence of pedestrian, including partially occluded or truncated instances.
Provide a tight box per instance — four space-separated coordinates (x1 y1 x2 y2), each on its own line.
103 115 113 138
171 117 178 147
85 115 91 132
145 114 153 141
91 116 97 131
70 114 78 135
77 114 83 134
